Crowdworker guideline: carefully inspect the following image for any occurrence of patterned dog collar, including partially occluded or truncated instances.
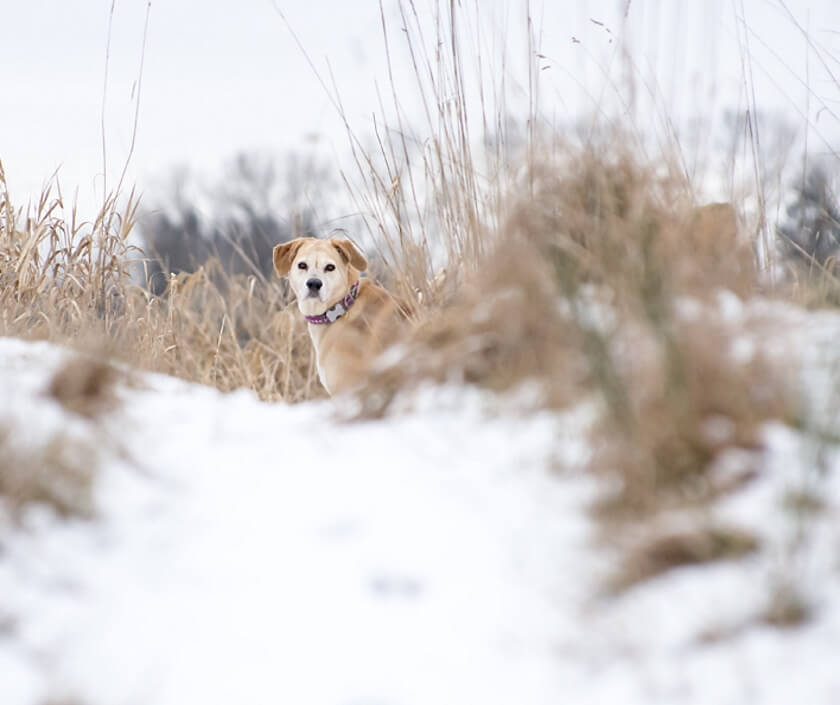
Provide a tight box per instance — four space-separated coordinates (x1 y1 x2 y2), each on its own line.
304 280 360 325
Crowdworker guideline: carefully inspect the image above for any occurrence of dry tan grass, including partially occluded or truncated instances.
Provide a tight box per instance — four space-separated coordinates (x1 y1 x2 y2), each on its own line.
349 141 796 593
0 425 97 520
48 356 122 418
332 66 799 595
355 208 589 416
514 149 755 302
592 312 796 517
0 354 128 520
111 265 321 402
0 161 137 337
610 524 761 593
777 255 840 310
763 582 812 627
0 162 320 402
358 142 768 416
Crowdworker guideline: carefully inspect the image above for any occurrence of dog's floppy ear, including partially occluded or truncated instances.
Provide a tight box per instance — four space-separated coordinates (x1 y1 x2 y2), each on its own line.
273 238 306 277
331 238 367 271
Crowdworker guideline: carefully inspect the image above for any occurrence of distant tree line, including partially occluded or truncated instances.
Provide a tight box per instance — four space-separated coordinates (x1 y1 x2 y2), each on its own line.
778 163 840 272
139 152 334 294
138 148 840 291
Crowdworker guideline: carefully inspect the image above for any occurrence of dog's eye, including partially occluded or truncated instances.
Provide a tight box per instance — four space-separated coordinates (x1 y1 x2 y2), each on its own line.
325 264 336 272
297 261 308 270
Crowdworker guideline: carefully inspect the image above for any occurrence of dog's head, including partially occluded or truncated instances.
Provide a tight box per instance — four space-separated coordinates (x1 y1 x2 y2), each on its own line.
273 236 367 316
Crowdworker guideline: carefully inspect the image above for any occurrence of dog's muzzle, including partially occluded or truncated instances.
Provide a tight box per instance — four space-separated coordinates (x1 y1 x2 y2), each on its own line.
305 280 360 325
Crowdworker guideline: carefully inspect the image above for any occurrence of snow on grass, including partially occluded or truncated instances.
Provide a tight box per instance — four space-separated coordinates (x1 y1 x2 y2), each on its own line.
0 307 839 705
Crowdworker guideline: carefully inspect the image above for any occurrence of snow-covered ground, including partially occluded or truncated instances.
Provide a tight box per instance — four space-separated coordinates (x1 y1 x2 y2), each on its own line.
0 322 839 705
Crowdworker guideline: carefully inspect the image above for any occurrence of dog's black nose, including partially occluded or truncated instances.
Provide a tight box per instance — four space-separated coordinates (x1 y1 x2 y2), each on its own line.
306 278 323 291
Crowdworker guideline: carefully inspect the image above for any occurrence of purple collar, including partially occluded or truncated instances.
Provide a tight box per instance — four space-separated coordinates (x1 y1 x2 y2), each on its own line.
304 280 360 325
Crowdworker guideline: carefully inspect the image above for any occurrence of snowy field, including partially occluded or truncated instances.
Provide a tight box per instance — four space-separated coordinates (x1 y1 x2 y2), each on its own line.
1 320 839 705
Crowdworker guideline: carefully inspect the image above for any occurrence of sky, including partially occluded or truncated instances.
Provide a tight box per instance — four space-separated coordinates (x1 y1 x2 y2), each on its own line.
1 0 838 217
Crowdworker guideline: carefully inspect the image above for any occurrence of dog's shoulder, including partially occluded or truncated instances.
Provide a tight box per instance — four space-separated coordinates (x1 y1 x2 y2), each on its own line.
356 278 398 315
359 278 414 320
342 278 404 341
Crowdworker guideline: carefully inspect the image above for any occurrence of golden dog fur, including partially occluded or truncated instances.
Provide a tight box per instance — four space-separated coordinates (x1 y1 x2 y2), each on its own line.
273 237 404 395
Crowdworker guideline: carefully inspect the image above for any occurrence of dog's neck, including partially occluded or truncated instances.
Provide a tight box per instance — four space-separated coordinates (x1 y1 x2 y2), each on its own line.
304 280 360 325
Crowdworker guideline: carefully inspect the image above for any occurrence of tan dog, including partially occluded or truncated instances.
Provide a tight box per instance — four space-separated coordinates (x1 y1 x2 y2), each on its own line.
273 236 403 395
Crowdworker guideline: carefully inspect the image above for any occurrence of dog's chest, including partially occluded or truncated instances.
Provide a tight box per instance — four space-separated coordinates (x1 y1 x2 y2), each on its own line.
307 327 333 395
314 355 331 395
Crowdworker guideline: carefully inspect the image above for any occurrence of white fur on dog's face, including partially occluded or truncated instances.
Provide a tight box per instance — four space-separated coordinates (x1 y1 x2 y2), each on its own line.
287 241 350 316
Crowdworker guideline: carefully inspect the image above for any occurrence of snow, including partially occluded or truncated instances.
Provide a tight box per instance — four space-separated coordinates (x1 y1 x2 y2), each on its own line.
1 319 839 704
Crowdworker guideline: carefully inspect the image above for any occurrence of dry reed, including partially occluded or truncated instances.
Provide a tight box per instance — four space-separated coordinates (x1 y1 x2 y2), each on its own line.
0 162 320 401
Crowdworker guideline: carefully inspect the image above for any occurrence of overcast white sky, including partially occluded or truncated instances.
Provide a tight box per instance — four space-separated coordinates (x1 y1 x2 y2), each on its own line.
2 0 838 216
